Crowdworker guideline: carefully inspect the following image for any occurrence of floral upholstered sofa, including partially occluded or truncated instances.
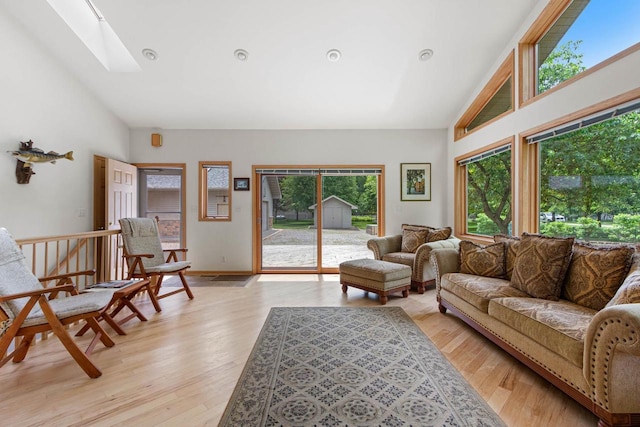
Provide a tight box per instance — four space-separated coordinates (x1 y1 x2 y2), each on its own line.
367 225 460 293
430 233 640 427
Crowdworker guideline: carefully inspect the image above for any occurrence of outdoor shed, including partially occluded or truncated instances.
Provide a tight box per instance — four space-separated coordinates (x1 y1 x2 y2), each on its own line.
309 195 357 229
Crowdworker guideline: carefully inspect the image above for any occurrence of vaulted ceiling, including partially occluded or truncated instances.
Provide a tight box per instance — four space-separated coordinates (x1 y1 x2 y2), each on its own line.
1 0 539 130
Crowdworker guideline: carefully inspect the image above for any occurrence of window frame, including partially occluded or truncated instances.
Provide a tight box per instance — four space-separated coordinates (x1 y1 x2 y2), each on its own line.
199 161 232 222
519 0 640 107
519 87 640 235
454 51 515 141
454 137 515 244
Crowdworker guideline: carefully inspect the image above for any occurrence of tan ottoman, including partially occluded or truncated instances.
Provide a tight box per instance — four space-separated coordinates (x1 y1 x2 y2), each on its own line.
339 258 412 305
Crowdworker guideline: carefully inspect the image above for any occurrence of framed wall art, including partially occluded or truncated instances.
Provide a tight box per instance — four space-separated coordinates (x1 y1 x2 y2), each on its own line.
401 163 431 201
234 177 250 191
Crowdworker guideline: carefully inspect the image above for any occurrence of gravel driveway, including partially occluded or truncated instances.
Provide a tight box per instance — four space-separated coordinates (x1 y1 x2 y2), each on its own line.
263 228 372 245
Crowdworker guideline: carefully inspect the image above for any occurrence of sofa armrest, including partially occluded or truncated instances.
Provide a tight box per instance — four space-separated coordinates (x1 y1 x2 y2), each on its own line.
412 237 461 282
367 235 402 259
584 303 640 414
429 248 460 298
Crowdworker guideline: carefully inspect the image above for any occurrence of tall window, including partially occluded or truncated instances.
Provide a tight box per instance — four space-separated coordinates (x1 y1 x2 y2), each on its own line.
199 161 231 221
520 0 640 103
456 140 513 238
454 52 514 140
530 100 640 243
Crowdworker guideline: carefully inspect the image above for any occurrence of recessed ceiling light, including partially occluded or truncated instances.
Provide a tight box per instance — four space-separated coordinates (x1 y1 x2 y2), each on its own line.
234 49 249 61
418 49 434 61
142 48 158 61
327 49 341 62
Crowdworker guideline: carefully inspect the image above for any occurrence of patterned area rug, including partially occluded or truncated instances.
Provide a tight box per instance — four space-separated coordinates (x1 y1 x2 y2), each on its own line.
219 307 505 426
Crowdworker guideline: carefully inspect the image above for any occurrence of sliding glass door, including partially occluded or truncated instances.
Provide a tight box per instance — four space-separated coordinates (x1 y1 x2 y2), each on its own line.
259 171 318 270
255 166 383 273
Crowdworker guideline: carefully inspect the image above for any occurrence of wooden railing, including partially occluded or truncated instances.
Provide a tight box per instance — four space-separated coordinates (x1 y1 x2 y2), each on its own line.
1 230 126 352
16 229 125 290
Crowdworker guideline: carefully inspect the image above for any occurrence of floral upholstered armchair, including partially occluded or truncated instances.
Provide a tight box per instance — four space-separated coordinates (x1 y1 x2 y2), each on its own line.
367 225 460 293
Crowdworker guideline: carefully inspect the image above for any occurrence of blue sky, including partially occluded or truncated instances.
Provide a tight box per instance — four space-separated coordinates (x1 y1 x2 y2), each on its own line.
558 0 640 68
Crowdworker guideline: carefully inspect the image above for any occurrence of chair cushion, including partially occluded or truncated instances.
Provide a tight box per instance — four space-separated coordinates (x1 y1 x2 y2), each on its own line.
145 261 191 274
563 242 634 310
120 218 165 270
510 233 574 301
440 273 527 313
401 225 429 253
22 290 114 327
459 241 506 279
489 297 595 367
0 229 44 318
382 252 415 268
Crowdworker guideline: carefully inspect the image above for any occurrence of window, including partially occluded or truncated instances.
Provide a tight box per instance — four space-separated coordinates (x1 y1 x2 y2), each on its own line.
454 51 514 141
520 0 640 104
199 161 231 221
524 98 640 243
455 139 513 239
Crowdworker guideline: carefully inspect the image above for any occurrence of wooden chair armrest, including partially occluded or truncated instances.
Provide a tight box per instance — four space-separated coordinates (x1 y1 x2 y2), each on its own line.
163 248 188 253
123 253 155 259
0 284 75 303
39 269 96 283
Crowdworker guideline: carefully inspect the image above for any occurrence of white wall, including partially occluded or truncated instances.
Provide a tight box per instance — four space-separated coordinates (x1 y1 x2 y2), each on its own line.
0 8 129 239
446 0 640 231
130 129 447 271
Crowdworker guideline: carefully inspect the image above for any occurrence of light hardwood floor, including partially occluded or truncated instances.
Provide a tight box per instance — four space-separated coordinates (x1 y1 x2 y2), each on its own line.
0 275 598 427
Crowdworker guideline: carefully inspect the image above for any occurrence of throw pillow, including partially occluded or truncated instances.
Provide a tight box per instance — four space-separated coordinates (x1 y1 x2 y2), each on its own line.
401 225 429 253
459 240 506 279
510 233 574 301
563 243 634 310
426 227 452 243
606 269 640 307
494 234 521 280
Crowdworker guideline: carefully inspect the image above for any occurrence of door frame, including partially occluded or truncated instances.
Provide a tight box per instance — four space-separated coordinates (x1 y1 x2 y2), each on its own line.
135 163 187 251
252 164 385 274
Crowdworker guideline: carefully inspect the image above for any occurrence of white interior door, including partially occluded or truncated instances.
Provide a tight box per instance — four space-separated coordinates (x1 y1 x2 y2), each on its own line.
106 158 137 230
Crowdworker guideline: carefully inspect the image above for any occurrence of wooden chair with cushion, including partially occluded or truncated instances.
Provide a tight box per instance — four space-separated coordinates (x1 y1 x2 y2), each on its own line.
0 228 115 378
119 218 194 310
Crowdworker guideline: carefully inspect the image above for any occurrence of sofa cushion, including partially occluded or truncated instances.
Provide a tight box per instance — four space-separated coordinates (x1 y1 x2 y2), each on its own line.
440 273 528 313
493 234 521 280
563 242 634 310
427 227 452 243
401 225 429 253
606 269 640 307
459 241 506 279
382 252 415 268
511 233 574 301
489 297 595 367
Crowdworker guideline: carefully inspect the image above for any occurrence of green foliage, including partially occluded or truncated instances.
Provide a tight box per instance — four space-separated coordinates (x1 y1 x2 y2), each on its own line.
351 215 375 230
539 221 574 238
322 176 359 206
574 217 608 241
279 176 316 219
538 40 586 93
474 213 501 236
608 214 640 242
466 150 512 235
357 176 378 215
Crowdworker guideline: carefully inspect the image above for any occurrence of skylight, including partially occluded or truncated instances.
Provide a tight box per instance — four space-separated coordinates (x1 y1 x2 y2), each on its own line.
46 0 140 72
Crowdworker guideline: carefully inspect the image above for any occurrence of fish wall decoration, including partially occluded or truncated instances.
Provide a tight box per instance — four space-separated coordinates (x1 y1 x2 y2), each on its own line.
8 140 74 184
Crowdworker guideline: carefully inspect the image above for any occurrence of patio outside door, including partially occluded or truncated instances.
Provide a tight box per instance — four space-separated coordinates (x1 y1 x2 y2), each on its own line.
255 166 383 273
259 171 318 270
